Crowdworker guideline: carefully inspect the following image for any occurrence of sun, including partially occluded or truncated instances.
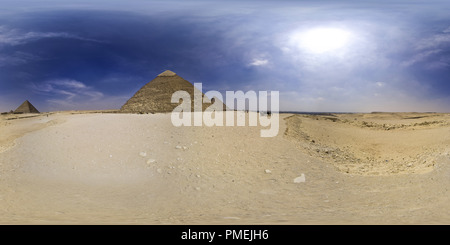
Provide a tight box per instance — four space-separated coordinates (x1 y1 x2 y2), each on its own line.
293 28 351 54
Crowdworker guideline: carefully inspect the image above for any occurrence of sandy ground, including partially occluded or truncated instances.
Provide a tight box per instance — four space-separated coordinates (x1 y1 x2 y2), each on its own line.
0 111 449 224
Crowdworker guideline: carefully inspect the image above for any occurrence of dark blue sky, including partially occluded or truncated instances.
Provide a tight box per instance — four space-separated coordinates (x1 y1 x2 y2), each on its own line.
1 0 450 112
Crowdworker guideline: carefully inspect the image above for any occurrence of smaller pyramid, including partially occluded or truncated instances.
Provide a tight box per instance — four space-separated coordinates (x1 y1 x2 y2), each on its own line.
14 100 40 114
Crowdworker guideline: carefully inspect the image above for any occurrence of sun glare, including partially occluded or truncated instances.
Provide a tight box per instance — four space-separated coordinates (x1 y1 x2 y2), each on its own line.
294 28 351 54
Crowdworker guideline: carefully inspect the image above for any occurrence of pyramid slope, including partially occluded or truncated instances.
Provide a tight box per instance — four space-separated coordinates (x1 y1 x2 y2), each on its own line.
120 70 225 113
14 100 40 114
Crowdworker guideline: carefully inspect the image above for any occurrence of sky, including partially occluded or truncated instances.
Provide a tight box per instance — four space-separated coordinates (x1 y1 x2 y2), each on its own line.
1 0 450 112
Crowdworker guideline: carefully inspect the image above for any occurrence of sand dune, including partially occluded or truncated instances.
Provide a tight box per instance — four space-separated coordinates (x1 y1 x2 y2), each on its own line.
0 111 449 224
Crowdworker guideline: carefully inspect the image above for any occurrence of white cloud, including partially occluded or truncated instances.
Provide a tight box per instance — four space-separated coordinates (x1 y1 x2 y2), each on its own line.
402 26 450 69
30 79 104 105
443 26 450 33
50 79 87 89
0 51 41 67
413 26 450 52
249 58 269 66
0 25 102 47
402 49 442 67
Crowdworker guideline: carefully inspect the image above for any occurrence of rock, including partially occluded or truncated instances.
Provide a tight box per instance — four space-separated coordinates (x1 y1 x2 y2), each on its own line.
175 145 182 149
156 168 162 173
265 169 272 174
294 174 306 183
183 146 188 150
139 152 147 157
147 159 156 164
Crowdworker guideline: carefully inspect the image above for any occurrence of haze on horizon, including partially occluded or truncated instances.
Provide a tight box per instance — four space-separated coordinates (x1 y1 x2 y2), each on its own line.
1 0 450 113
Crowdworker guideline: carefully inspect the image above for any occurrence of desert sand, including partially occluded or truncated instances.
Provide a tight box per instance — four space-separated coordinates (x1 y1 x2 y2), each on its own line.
0 111 449 224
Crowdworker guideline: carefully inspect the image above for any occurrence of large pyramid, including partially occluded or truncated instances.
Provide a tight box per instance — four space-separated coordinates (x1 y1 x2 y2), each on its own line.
120 70 224 113
14 100 40 114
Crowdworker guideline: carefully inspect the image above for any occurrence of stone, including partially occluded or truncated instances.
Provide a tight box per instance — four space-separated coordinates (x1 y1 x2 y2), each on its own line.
294 174 306 183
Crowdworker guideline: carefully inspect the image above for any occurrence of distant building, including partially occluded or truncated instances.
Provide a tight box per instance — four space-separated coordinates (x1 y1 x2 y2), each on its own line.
14 100 40 114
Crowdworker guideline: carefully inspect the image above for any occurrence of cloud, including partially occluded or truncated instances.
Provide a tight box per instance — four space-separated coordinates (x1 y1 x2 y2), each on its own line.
0 51 41 67
50 79 87 89
248 58 269 66
401 26 450 69
415 33 450 51
401 49 443 67
28 78 129 111
444 26 450 33
30 79 103 103
0 25 102 47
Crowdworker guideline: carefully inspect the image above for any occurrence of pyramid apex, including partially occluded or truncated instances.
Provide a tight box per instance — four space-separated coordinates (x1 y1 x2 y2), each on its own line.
158 70 177 77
